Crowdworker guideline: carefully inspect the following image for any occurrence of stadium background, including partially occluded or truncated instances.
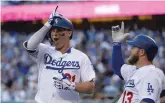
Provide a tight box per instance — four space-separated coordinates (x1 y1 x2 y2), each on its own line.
1 1 165 103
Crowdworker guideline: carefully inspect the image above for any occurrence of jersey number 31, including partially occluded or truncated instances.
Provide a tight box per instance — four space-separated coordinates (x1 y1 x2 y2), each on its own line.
65 73 76 82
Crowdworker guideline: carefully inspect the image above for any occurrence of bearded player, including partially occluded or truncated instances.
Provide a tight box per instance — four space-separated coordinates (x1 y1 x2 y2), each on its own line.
111 22 165 103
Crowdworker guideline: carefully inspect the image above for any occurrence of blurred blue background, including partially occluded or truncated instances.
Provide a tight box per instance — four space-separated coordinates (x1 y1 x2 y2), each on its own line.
1 1 165 103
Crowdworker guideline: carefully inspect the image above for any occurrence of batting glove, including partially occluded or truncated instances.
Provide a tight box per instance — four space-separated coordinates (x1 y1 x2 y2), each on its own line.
45 8 62 29
53 77 76 91
48 10 62 25
112 22 129 42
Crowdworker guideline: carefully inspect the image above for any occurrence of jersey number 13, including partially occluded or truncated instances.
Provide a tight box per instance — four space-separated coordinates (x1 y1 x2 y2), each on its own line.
122 91 133 103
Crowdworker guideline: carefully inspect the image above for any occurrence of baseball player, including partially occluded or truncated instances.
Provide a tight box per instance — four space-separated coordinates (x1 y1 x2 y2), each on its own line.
23 8 95 103
111 22 165 103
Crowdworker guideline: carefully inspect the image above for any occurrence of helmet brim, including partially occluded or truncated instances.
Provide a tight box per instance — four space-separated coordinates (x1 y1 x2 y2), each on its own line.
127 40 141 49
127 40 136 46
51 26 72 31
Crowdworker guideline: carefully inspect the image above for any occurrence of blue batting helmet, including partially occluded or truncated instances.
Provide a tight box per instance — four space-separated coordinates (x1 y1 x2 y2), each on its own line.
51 14 73 31
127 35 158 61
47 14 74 44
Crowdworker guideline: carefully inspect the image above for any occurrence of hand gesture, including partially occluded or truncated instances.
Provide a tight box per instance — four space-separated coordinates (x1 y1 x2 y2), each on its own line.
48 6 62 25
112 22 129 42
53 76 75 91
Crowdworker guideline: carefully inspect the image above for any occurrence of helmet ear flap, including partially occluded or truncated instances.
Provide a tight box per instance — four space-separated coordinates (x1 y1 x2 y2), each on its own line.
46 31 53 45
69 34 72 39
69 31 73 39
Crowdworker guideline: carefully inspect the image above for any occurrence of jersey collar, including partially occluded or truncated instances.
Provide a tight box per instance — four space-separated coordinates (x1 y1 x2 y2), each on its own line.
54 47 72 54
137 64 155 70
66 47 71 53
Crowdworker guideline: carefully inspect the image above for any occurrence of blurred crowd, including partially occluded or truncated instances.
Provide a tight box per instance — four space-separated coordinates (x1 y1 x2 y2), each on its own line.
1 25 165 102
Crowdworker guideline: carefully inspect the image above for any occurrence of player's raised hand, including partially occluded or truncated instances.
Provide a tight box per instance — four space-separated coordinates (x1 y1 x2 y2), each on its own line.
111 22 129 42
48 6 62 25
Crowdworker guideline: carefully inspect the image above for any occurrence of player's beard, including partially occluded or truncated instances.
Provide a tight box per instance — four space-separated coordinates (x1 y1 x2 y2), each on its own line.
127 54 139 65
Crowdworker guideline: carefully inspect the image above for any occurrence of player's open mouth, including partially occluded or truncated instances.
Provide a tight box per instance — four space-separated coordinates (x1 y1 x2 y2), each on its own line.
53 38 59 43
53 38 59 41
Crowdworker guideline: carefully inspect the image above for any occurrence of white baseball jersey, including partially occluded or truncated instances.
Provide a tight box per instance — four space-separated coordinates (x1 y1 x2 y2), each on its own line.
23 42 95 103
117 64 165 103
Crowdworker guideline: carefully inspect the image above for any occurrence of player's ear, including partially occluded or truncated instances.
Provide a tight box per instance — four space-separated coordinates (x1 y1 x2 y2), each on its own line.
139 49 145 56
67 31 72 38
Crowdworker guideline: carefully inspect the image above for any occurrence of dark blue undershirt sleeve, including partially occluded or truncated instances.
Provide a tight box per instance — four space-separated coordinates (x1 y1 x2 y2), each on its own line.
141 98 155 103
112 42 124 80
160 90 165 97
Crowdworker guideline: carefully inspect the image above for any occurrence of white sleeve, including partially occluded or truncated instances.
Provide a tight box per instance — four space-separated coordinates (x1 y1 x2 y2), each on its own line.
120 64 136 81
138 75 161 102
80 55 96 82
